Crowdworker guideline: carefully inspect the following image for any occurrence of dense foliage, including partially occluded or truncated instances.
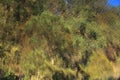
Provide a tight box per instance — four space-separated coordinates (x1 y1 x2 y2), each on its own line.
0 0 120 80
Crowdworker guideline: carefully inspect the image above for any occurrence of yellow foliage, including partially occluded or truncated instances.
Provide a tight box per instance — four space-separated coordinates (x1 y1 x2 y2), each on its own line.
85 50 113 80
